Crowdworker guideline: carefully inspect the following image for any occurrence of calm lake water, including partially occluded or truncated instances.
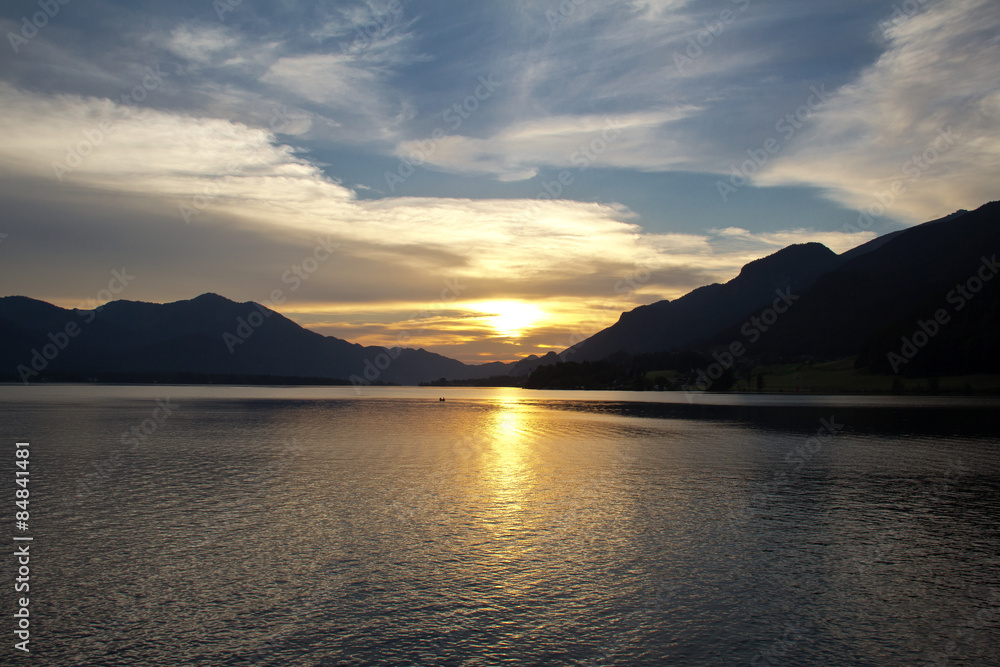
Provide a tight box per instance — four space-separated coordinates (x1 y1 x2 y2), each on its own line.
1 385 999 666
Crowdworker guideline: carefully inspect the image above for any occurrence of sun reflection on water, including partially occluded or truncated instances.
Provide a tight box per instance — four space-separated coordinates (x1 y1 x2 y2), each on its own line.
479 398 538 549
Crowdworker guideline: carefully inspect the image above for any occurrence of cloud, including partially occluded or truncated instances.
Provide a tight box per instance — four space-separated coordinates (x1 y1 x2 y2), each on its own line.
263 53 382 110
252 4 421 143
2 0 988 365
383 1 833 185
0 80 874 362
163 24 240 65
707 227 875 256
259 47 419 145
756 0 1000 222
396 109 697 180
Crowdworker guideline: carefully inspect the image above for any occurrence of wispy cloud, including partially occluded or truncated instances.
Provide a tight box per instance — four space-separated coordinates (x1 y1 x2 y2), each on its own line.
756 0 1000 222
0 81 872 360
9 0 986 362
396 109 697 180
162 24 240 65
261 52 405 130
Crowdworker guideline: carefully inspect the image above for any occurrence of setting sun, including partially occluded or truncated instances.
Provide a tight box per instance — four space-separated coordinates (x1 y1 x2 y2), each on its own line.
480 301 546 338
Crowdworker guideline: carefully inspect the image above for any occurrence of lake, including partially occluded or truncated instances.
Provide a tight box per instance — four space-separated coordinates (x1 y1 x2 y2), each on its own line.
1 385 999 665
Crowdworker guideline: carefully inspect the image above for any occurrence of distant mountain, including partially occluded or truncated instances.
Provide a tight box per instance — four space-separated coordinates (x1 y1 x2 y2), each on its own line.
565 241 841 361
744 202 1000 374
0 293 497 385
561 201 1000 377
5 202 997 386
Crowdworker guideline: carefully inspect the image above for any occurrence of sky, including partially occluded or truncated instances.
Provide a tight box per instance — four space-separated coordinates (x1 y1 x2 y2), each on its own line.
1 0 998 364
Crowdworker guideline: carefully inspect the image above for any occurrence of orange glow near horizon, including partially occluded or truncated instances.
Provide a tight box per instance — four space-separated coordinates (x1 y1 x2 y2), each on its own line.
279 298 602 363
39 292 654 364
477 300 547 339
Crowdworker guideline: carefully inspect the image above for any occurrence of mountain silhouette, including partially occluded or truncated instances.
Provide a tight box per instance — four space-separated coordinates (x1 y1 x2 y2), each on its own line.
0 293 485 385
3 202 997 385
565 241 841 361
562 201 1000 376
745 202 1000 373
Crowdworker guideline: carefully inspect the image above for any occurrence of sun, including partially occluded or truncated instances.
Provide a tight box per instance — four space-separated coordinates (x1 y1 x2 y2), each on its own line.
480 300 546 338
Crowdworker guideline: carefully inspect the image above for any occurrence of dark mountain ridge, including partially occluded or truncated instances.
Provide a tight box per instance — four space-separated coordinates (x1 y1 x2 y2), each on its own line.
565 241 841 361
562 201 1000 377
3 201 997 385
0 294 464 385
742 201 1000 372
